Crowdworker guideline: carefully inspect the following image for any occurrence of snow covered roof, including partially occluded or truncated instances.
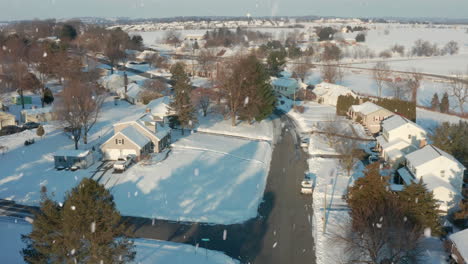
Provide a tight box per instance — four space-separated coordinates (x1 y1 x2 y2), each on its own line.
272 78 298 88
381 115 425 133
126 83 143 98
313 82 357 99
99 74 124 92
350 102 388 115
120 125 150 149
21 106 53 115
450 229 468 262
54 149 90 158
147 96 172 117
376 135 411 153
397 167 415 185
405 145 465 169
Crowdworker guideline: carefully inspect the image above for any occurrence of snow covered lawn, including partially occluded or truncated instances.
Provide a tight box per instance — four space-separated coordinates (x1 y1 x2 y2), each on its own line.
416 108 468 132
196 114 275 141
0 218 239 264
100 131 272 224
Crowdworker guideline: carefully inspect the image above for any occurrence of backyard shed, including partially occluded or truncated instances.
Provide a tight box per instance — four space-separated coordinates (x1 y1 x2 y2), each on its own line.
53 149 94 169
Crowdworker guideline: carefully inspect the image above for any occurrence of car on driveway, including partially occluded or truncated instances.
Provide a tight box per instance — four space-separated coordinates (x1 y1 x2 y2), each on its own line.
113 155 136 172
0 125 24 136
22 122 40 130
301 173 314 195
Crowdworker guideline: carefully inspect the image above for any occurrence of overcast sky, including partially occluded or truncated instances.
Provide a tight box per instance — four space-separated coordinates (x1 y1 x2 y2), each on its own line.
0 0 467 21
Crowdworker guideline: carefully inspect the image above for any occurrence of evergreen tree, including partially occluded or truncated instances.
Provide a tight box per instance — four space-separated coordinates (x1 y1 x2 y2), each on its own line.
237 55 276 123
398 179 442 236
22 179 135 263
193 40 199 50
454 200 468 227
60 24 77 41
430 93 440 111
267 50 286 76
440 92 450 113
42 87 54 105
168 64 197 134
36 125 45 139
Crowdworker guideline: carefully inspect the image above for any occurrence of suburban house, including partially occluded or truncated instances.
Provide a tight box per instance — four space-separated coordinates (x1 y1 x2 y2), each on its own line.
446 229 468 264
376 115 427 167
348 102 394 134
0 111 16 129
101 113 171 161
313 82 357 106
21 106 56 123
271 78 299 98
396 145 465 212
146 96 174 124
125 83 144 105
53 149 94 169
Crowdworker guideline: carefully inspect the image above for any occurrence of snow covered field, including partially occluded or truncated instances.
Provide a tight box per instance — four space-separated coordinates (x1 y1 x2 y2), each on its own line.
0 218 239 264
100 131 273 224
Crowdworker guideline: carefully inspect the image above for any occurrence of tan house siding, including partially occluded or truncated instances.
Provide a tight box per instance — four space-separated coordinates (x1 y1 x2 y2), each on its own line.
23 112 57 123
114 123 161 152
101 133 151 161
362 109 393 133
0 112 16 129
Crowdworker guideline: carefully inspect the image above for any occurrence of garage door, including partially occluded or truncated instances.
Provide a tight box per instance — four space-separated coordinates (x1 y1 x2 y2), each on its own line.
104 149 138 160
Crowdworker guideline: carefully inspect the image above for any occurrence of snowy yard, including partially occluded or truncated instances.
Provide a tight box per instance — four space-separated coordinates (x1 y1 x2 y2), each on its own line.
99 131 273 224
0 218 239 264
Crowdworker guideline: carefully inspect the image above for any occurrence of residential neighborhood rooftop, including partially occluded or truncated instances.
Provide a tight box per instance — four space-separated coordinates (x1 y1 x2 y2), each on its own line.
381 114 425 132
450 229 468 263
405 145 465 168
350 101 385 115
54 149 91 158
120 125 151 148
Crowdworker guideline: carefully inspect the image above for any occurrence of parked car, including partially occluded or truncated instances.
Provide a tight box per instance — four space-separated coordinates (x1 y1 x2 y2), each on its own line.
0 125 24 136
301 172 313 195
22 122 40 130
300 138 309 148
113 155 136 172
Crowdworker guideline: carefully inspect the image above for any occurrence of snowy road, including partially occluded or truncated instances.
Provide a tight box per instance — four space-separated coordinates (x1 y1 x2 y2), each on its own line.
125 113 315 264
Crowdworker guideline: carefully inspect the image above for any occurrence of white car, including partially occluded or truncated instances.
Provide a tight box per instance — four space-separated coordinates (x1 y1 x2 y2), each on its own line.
301 180 313 194
113 155 135 172
300 138 309 148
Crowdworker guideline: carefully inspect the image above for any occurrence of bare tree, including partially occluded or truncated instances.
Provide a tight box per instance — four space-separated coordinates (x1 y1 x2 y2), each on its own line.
385 78 411 100
336 138 361 177
322 115 342 147
197 49 216 78
143 79 168 95
448 71 468 114
443 41 459 55
292 57 311 83
406 69 423 103
55 80 103 148
164 30 182 47
192 87 216 117
372 62 391 98
320 64 344 84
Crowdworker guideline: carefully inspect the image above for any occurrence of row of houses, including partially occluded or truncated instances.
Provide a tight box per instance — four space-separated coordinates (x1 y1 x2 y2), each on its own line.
348 101 466 213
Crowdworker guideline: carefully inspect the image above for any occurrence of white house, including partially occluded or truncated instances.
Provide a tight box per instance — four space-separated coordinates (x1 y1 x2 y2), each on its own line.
397 145 466 212
125 83 144 105
313 82 357 106
376 115 427 167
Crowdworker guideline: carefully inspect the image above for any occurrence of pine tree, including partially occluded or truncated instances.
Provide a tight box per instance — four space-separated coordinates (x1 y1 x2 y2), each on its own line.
168 64 197 134
454 199 468 227
237 55 276 123
42 87 54 105
36 125 45 139
440 92 450 113
22 179 135 264
430 93 440 111
398 179 442 236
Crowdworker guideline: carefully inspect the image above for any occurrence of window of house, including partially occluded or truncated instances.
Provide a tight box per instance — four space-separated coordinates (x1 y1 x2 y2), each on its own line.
115 139 124 145
407 134 411 139
441 170 445 177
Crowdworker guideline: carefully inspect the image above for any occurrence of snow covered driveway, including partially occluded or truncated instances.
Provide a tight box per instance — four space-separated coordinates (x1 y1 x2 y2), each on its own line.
100 132 273 224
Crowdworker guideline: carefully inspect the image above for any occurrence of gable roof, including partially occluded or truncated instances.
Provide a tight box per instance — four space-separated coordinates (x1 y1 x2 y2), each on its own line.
350 102 388 115
450 229 468 262
147 96 173 117
126 83 143 98
405 145 465 168
119 125 151 149
381 114 424 133
54 149 90 158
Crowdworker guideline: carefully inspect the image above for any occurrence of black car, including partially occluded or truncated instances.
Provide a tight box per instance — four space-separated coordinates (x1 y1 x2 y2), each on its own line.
23 122 40 130
0 125 24 136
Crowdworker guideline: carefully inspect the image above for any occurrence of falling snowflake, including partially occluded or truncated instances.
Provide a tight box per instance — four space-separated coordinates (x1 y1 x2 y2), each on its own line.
424 227 431 238
272 242 278 248
91 222 96 233
376 223 382 228
223 229 227 240
71 205 76 210
194 168 199 176
43 52 47 58
134 191 138 197
244 97 249 106
70 248 76 255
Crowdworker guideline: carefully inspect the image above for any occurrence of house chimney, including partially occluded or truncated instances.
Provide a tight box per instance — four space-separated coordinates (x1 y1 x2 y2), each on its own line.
419 139 427 148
